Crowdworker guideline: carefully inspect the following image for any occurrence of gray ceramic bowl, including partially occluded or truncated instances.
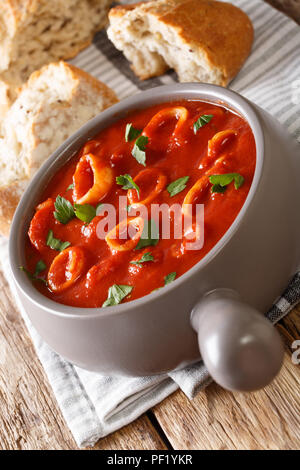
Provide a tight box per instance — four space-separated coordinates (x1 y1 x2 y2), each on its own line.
9 84 300 392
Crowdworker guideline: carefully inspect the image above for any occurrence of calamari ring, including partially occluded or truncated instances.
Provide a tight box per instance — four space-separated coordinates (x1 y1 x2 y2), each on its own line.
81 140 101 156
73 153 113 205
85 254 125 290
208 129 237 157
182 176 209 217
47 246 86 293
127 168 167 207
105 216 145 252
28 198 55 252
183 155 227 216
142 107 188 140
196 107 225 118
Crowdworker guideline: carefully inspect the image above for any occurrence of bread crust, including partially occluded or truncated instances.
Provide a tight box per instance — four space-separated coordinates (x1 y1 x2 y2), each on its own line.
109 0 254 85
25 62 118 105
0 0 112 92
0 180 26 237
0 62 118 237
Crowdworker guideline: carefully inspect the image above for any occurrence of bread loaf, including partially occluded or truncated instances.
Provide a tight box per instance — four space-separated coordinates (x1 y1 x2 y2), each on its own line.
0 0 112 95
0 61 118 235
108 0 254 86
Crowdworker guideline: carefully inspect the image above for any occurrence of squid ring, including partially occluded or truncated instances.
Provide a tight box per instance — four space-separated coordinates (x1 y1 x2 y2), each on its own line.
195 107 225 119
142 106 188 139
47 246 86 293
73 153 113 205
127 168 167 207
28 198 55 252
182 176 209 217
208 129 237 157
105 216 145 252
183 154 228 217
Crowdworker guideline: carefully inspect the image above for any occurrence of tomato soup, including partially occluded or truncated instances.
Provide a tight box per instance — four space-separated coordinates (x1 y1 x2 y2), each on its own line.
24 100 256 308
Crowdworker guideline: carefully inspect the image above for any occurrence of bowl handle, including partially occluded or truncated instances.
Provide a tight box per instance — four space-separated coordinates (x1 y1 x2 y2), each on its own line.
191 289 284 392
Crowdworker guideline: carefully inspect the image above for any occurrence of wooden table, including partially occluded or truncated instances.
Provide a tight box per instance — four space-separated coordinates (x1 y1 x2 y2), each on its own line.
0 0 299 451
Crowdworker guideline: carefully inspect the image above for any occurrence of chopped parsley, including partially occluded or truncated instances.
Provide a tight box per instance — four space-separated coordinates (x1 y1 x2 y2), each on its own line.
102 284 133 307
46 230 71 252
193 114 213 134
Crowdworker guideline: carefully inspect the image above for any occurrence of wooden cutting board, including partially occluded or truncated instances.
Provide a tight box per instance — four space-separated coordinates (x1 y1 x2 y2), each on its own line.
0 0 299 451
0 267 299 450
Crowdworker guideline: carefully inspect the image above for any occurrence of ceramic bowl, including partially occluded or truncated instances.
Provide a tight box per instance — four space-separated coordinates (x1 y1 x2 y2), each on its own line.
9 84 300 391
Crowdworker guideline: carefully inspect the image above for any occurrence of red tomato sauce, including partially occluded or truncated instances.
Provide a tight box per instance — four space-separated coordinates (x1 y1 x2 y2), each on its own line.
24 100 256 308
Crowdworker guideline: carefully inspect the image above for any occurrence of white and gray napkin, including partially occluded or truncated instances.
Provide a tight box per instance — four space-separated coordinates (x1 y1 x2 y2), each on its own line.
0 0 299 448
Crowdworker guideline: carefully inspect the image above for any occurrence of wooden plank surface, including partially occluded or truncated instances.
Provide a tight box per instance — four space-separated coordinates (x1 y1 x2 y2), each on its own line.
1 258 299 450
0 270 166 450
0 0 299 451
93 416 168 451
266 0 300 23
153 325 300 450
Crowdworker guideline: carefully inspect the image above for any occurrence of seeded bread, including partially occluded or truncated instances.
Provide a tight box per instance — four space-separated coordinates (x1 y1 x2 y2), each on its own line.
0 61 118 236
0 0 112 97
107 0 254 85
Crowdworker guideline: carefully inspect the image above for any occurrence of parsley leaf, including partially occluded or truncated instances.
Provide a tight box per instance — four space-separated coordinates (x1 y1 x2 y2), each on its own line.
34 260 47 276
135 219 159 250
125 123 142 142
46 230 71 251
116 174 140 196
167 176 190 197
74 204 96 224
102 284 133 307
232 173 245 189
164 272 177 285
19 261 47 285
53 195 75 224
132 135 148 166
193 114 213 134
209 173 245 193
211 184 226 193
130 252 154 265
66 183 74 191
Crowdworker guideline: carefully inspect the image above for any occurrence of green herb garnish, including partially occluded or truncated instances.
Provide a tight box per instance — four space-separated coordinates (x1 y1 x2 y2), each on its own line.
125 123 142 142
19 260 47 285
53 195 75 224
34 260 47 276
66 183 74 191
132 135 148 166
74 204 97 224
46 230 71 252
116 174 140 196
209 173 244 193
102 284 133 307
164 272 177 285
135 219 159 250
193 114 213 134
130 252 154 266
167 176 190 197
210 184 227 193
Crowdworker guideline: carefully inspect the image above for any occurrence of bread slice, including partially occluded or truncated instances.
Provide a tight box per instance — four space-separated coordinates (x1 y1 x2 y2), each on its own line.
0 61 118 236
0 81 11 120
107 0 254 85
0 0 112 95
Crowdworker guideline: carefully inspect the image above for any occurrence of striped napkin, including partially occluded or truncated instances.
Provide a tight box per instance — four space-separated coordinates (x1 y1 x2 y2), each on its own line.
1 0 300 448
